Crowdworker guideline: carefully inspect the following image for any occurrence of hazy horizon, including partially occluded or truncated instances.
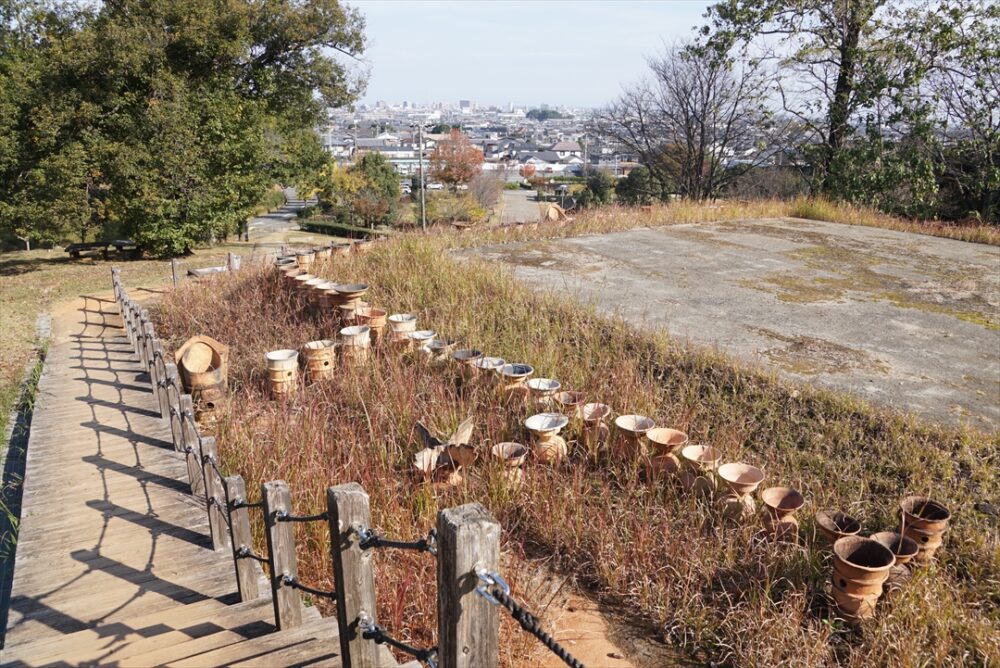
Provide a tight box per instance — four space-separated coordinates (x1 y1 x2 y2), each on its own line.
350 0 714 109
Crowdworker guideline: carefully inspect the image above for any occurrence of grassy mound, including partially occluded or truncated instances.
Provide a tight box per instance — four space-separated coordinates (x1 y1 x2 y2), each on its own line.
154 231 999 666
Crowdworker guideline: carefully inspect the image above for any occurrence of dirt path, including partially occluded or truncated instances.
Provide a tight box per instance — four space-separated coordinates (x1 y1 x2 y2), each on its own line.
466 217 1000 431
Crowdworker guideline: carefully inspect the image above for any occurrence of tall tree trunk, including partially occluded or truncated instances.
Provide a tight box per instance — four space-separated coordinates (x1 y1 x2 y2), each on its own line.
823 14 863 192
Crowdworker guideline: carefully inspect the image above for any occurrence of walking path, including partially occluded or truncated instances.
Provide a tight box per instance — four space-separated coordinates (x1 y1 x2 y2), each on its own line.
0 296 384 666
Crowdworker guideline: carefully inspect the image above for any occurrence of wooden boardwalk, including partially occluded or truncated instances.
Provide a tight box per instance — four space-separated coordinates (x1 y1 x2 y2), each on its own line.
0 298 367 666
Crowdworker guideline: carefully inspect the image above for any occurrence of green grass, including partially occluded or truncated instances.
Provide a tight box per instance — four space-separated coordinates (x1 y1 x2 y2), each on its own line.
153 233 1000 667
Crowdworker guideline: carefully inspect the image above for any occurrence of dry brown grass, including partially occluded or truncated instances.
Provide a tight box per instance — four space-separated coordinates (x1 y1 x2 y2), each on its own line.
152 233 999 667
451 197 1000 247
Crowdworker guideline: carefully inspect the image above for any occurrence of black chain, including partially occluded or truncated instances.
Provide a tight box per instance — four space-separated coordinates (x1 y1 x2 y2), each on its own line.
275 510 329 523
360 617 437 668
280 574 337 600
357 527 437 555
476 570 585 668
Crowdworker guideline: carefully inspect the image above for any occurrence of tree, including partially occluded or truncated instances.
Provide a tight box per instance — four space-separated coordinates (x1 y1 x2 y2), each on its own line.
430 129 484 187
0 0 367 255
348 152 400 227
468 171 503 210
585 170 615 205
593 43 774 200
615 166 665 205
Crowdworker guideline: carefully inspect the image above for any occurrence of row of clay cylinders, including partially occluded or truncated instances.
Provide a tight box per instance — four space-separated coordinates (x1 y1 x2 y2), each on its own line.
264 328 372 397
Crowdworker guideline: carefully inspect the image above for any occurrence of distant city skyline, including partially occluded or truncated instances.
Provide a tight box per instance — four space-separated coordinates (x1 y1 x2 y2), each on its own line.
349 0 714 109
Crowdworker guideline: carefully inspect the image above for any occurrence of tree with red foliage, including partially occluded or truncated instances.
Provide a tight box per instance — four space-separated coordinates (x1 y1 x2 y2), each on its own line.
430 129 484 187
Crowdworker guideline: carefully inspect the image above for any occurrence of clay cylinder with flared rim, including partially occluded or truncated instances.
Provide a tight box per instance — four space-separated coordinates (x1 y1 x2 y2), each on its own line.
339 325 371 364
902 524 946 563
899 496 951 533
832 536 895 583
646 453 683 480
301 339 337 381
314 246 332 259
296 250 315 268
266 349 298 395
388 313 417 341
831 580 880 620
356 307 387 344
532 433 567 463
332 243 351 256
830 568 886 597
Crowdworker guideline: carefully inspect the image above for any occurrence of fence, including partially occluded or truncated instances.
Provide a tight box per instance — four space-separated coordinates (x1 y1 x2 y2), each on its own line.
109 266 583 668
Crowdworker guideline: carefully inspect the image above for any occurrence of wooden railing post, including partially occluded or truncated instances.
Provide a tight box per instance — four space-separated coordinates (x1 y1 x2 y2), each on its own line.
179 395 205 497
328 483 379 668
199 435 230 551
225 475 261 601
153 343 170 419
262 480 303 630
164 363 183 451
138 310 151 369
437 503 500 668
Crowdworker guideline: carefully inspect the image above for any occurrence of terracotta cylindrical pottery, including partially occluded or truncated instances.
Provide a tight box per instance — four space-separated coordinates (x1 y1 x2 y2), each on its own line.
870 531 919 567
580 403 611 453
472 356 505 381
831 580 880 621
762 513 800 541
646 428 689 458
275 257 297 271
296 250 315 268
353 239 374 254
899 496 951 532
525 413 569 464
492 442 529 468
339 325 371 365
718 492 756 521
901 524 946 563
332 242 352 256
832 536 895 584
761 487 805 520
407 330 436 355
816 510 862 544
301 339 336 382
265 349 298 396
293 273 315 292
717 462 764 497
388 313 417 342
526 378 560 407
356 306 387 344
333 283 369 312
500 363 534 395
554 391 585 417
614 414 655 457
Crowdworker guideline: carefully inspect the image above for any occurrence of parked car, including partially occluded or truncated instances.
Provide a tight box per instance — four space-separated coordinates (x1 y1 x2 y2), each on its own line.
427 182 445 191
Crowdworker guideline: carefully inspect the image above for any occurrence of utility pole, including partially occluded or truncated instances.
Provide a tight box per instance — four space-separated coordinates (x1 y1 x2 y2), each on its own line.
418 123 427 231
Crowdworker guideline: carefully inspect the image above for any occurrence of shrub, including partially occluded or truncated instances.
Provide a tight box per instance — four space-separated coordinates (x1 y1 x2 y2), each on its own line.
424 192 486 224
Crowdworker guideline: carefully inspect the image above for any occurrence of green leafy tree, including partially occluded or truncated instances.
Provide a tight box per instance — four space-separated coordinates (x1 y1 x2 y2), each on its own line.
348 152 400 227
0 0 367 255
615 166 666 205
585 170 615 205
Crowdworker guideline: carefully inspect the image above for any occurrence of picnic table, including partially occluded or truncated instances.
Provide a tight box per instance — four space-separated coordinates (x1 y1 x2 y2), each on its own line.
65 239 138 259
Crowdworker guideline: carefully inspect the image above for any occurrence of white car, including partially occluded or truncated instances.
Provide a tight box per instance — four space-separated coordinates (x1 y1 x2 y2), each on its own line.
427 182 445 190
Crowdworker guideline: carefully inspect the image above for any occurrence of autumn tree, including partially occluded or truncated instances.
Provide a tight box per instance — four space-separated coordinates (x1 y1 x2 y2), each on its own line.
430 129 484 187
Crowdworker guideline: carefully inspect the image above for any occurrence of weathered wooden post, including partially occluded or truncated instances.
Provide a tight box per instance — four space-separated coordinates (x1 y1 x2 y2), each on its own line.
163 363 184 451
153 342 170 419
179 394 204 498
328 483 379 668
138 310 151 369
261 480 303 630
171 258 180 287
225 475 261 602
437 503 500 668
199 435 230 550
142 322 156 375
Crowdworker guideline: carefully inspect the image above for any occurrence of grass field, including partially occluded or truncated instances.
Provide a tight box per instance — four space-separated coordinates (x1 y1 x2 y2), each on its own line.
152 227 999 667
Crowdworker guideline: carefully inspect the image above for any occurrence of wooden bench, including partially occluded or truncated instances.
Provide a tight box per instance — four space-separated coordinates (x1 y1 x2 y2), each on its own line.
65 239 138 259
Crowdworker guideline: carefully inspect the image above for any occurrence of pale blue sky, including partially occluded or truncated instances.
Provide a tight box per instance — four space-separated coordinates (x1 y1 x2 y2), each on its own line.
350 0 714 109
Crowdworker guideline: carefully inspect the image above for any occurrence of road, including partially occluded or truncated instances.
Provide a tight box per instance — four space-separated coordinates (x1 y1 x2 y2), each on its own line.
500 189 542 224
466 217 1000 431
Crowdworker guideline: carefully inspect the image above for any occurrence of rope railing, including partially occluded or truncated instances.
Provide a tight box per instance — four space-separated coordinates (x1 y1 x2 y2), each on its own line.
476 569 585 668
359 613 439 668
357 526 438 556
111 265 553 668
